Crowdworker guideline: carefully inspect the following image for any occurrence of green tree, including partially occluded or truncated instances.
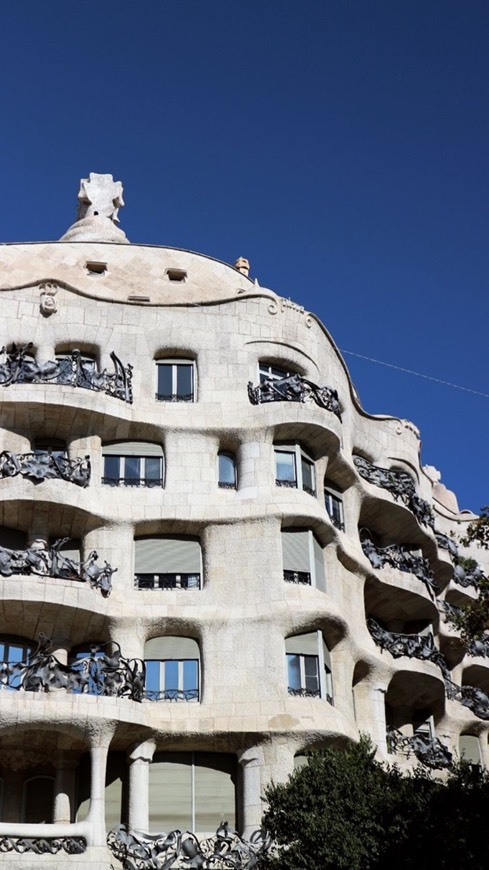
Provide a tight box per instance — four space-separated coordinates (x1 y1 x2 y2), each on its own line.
259 738 489 870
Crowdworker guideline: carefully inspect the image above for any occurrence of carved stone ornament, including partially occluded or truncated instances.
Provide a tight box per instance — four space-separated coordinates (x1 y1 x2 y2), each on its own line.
0 537 116 596
0 343 133 403
386 727 452 769
107 822 271 870
248 373 341 419
39 282 58 316
0 450 91 487
0 836 86 855
0 635 145 701
353 456 434 528
360 531 437 598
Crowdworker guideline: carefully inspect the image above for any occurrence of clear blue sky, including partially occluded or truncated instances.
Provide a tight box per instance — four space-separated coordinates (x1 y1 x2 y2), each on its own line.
1 1 488 511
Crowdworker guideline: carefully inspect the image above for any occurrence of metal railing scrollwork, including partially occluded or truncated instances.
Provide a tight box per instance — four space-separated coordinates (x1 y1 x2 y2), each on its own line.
386 726 452 769
248 373 341 419
0 450 90 487
0 537 116 596
353 456 434 528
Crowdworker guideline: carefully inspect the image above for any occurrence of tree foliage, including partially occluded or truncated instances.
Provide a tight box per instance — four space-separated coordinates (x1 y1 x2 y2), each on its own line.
259 738 489 870
449 507 489 642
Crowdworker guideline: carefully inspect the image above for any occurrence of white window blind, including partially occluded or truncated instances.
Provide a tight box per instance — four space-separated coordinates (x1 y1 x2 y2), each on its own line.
135 537 201 573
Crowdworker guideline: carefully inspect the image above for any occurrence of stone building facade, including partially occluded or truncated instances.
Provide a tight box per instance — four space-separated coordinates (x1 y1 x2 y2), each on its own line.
0 173 487 868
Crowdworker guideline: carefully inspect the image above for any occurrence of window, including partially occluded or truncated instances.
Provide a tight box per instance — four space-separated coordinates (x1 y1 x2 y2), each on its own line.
102 442 164 487
324 482 345 531
0 637 33 689
274 444 316 496
22 776 54 823
259 362 295 383
166 269 187 282
33 438 67 460
155 360 194 402
285 631 333 703
144 637 200 701
281 529 326 591
149 752 236 834
134 536 202 590
218 452 237 489
459 735 482 767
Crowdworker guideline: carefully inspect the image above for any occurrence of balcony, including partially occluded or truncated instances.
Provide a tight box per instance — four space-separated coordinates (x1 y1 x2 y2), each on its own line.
0 637 144 702
361 531 437 598
445 679 489 720
0 344 133 403
248 373 341 419
386 726 452 769
0 538 116 595
353 456 434 528
367 618 448 678
0 450 90 487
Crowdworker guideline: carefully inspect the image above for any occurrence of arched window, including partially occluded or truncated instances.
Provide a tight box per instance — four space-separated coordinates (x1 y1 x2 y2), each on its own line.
102 442 164 487
218 453 237 489
144 637 200 701
134 536 202 590
281 529 326 591
285 631 333 703
155 359 195 402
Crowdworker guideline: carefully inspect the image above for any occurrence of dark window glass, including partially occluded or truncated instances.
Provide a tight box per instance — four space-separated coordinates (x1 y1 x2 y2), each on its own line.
124 456 140 482
103 456 120 483
176 365 193 398
301 457 315 494
304 656 320 693
145 457 162 483
157 365 173 398
218 454 236 486
275 451 296 484
287 654 301 691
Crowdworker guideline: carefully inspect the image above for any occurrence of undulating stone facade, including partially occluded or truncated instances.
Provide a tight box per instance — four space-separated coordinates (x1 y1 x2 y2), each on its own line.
0 173 487 868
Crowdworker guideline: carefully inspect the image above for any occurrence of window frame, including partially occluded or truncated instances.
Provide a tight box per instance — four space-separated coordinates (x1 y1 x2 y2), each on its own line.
274 443 316 496
102 453 164 488
145 658 200 702
285 631 333 704
134 536 202 591
259 362 296 384
281 529 326 590
218 452 237 489
155 359 195 403
324 485 345 531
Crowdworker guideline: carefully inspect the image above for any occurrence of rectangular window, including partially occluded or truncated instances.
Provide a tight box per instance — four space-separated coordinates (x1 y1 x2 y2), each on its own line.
145 659 199 701
134 537 202 590
275 445 316 496
324 488 345 531
102 443 164 487
286 654 320 697
259 363 293 383
285 632 333 703
156 361 194 402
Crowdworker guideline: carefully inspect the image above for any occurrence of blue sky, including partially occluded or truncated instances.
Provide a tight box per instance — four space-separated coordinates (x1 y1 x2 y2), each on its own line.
1 1 488 511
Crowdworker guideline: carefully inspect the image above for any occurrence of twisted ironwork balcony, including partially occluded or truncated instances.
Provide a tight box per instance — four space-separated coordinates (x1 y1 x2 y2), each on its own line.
102 476 163 488
367 618 449 677
155 392 193 402
0 538 116 595
453 559 484 591
0 450 90 487
386 726 452 769
353 456 434 528
145 687 199 702
108 822 272 870
248 373 341 419
0 343 133 403
0 637 145 701
283 570 311 585
435 531 459 558
445 679 489 720
360 531 437 598
288 686 321 698
0 836 86 856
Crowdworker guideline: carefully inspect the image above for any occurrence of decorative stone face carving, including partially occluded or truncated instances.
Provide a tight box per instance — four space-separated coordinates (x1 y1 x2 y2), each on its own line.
107 822 271 869
248 372 341 419
39 282 58 316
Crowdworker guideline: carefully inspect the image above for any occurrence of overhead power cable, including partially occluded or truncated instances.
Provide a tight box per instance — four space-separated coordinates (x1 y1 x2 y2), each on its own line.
340 349 489 399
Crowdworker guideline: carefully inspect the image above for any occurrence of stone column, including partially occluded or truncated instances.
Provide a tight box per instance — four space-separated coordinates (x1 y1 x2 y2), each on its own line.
127 740 156 831
53 751 77 824
87 743 110 846
237 747 264 838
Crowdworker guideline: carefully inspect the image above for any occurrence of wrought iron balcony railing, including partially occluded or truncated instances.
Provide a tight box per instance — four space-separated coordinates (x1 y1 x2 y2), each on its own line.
0 836 86 856
108 822 272 870
353 456 434 528
283 570 311 585
145 687 199 702
0 450 90 487
360 531 437 598
248 373 342 419
102 476 163 488
155 392 193 402
135 573 201 590
386 726 452 769
445 679 489 720
0 637 145 701
0 343 133 403
367 618 449 677
0 538 116 595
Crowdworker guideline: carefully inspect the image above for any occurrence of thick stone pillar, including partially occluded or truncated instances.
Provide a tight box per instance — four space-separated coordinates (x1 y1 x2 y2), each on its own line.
87 743 110 846
127 740 156 831
53 751 77 824
237 747 264 838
